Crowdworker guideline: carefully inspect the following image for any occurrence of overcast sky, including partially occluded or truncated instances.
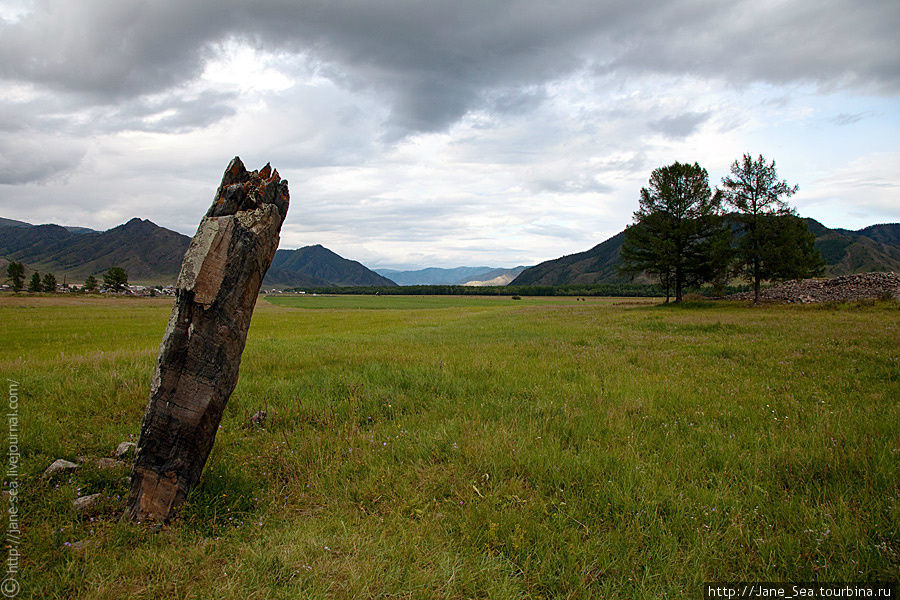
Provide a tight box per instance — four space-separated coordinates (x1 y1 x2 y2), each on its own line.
1 0 898 269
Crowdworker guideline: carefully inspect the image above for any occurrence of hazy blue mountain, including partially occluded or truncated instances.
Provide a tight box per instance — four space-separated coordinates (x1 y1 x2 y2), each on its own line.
460 266 528 286
375 266 500 285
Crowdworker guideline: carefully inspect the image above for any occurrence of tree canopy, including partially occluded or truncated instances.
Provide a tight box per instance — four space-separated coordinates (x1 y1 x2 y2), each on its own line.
721 154 821 302
619 161 730 302
5 262 24 292
28 272 42 293
42 272 57 293
103 266 128 291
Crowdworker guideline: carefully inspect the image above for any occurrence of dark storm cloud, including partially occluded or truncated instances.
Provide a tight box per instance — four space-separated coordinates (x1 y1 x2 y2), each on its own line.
605 1 900 92
2 0 897 135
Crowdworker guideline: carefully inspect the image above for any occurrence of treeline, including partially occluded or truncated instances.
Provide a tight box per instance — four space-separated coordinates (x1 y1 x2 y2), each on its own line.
283 282 752 297
4 263 129 293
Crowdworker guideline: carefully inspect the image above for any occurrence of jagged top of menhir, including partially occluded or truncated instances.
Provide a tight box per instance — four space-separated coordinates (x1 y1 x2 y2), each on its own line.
206 156 289 224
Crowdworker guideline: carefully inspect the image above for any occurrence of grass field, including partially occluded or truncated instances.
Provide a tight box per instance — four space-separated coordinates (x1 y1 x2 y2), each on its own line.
264 294 643 310
3 294 898 598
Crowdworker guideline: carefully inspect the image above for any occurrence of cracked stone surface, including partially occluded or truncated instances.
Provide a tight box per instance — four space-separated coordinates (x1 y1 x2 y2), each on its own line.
123 157 289 522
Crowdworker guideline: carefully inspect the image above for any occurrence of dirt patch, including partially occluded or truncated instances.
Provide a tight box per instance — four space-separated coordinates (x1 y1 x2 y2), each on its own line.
0 294 174 308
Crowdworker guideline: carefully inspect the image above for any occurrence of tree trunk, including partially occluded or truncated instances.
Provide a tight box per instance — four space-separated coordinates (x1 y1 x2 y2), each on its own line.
123 157 289 522
675 267 683 303
753 257 760 304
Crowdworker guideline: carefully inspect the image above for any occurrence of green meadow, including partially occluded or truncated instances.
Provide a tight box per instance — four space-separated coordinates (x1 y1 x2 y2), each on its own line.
2 294 897 599
264 294 542 310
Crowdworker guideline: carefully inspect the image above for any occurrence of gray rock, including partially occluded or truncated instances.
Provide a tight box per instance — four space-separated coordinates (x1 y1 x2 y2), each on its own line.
729 272 900 304
249 410 268 426
114 441 137 459
43 459 79 478
73 493 101 511
96 457 123 469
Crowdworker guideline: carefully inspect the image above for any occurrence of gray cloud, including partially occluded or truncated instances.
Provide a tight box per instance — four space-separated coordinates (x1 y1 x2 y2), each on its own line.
105 90 239 134
531 176 614 195
0 137 85 184
605 1 900 93
2 1 897 136
650 111 711 138
0 0 897 268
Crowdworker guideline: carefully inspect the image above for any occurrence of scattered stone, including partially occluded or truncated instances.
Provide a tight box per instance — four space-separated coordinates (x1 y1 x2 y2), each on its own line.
115 441 137 459
729 272 900 304
96 458 123 469
249 410 268 426
73 493 101 511
43 459 79 479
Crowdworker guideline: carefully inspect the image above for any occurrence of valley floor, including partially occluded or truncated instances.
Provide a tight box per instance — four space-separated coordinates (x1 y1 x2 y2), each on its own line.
3 295 898 598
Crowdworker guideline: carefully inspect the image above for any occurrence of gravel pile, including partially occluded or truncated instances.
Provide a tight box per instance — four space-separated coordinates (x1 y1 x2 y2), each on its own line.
729 272 900 303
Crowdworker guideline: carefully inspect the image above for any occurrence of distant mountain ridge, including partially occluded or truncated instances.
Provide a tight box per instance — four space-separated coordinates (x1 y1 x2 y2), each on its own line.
0 218 191 282
4 215 895 290
375 265 527 286
461 266 528 286
375 266 495 285
805 221 900 275
0 216 99 235
268 245 396 287
511 218 900 286
0 217 395 287
511 232 628 286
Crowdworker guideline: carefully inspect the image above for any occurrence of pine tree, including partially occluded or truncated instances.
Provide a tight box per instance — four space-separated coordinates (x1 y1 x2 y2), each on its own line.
42 272 57 293
28 272 42 292
619 162 730 302
5 262 24 292
103 266 128 291
721 154 821 302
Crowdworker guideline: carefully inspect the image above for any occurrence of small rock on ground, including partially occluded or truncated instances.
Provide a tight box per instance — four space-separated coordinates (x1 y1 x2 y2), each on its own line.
43 459 79 478
73 493 102 511
728 272 900 303
115 441 137 459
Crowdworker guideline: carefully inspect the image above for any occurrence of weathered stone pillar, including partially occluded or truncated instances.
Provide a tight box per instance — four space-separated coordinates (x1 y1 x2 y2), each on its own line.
124 157 289 522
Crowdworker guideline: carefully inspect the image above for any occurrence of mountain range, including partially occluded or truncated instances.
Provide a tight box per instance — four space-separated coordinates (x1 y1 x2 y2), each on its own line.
268 245 395 287
375 265 527 286
511 218 900 286
0 217 395 288
2 215 896 290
